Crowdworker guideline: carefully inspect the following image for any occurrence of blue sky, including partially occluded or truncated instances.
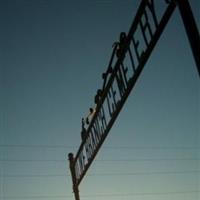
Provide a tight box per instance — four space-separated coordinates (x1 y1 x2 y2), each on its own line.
1 0 199 200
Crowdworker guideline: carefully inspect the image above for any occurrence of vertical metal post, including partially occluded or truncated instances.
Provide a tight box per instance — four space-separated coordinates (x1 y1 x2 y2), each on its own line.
68 153 80 200
176 0 200 77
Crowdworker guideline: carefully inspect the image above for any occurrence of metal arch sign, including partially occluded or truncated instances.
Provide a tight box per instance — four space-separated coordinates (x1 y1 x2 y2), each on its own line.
68 0 200 199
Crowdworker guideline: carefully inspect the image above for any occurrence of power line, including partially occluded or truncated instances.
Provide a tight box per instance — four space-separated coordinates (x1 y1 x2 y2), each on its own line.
81 191 200 197
103 146 200 150
1 170 199 178
1 195 71 199
1 191 199 199
87 170 200 176
97 158 200 162
0 144 75 148
1 174 68 178
0 159 67 162
0 144 199 149
0 158 199 162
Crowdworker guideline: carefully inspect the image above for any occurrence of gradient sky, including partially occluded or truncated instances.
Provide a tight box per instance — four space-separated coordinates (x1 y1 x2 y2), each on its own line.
1 0 199 200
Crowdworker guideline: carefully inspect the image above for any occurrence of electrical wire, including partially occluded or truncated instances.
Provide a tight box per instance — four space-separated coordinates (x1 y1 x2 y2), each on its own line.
1 170 199 178
2 191 199 199
0 144 199 149
0 158 199 162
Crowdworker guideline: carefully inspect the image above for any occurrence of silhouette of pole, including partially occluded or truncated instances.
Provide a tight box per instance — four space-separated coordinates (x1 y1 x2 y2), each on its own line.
176 0 200 77
68 153 80 200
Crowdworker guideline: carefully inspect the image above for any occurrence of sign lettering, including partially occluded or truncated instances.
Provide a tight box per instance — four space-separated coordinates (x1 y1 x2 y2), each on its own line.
71 0 177 186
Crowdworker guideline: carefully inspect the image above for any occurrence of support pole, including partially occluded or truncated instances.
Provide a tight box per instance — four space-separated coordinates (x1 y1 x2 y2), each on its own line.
176 0 200 77
68 153 80 200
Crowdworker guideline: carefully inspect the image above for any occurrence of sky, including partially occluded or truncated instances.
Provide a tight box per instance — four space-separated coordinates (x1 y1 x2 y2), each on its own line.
0 0 199 200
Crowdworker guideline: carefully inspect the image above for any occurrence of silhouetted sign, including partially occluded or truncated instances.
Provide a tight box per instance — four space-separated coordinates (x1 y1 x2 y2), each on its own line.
70 0 177 186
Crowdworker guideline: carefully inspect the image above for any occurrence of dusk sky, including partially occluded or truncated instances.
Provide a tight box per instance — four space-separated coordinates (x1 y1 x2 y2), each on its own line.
1 0 199 200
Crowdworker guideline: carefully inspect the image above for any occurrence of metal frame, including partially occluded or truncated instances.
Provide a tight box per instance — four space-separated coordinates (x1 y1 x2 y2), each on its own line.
68 1 200 199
